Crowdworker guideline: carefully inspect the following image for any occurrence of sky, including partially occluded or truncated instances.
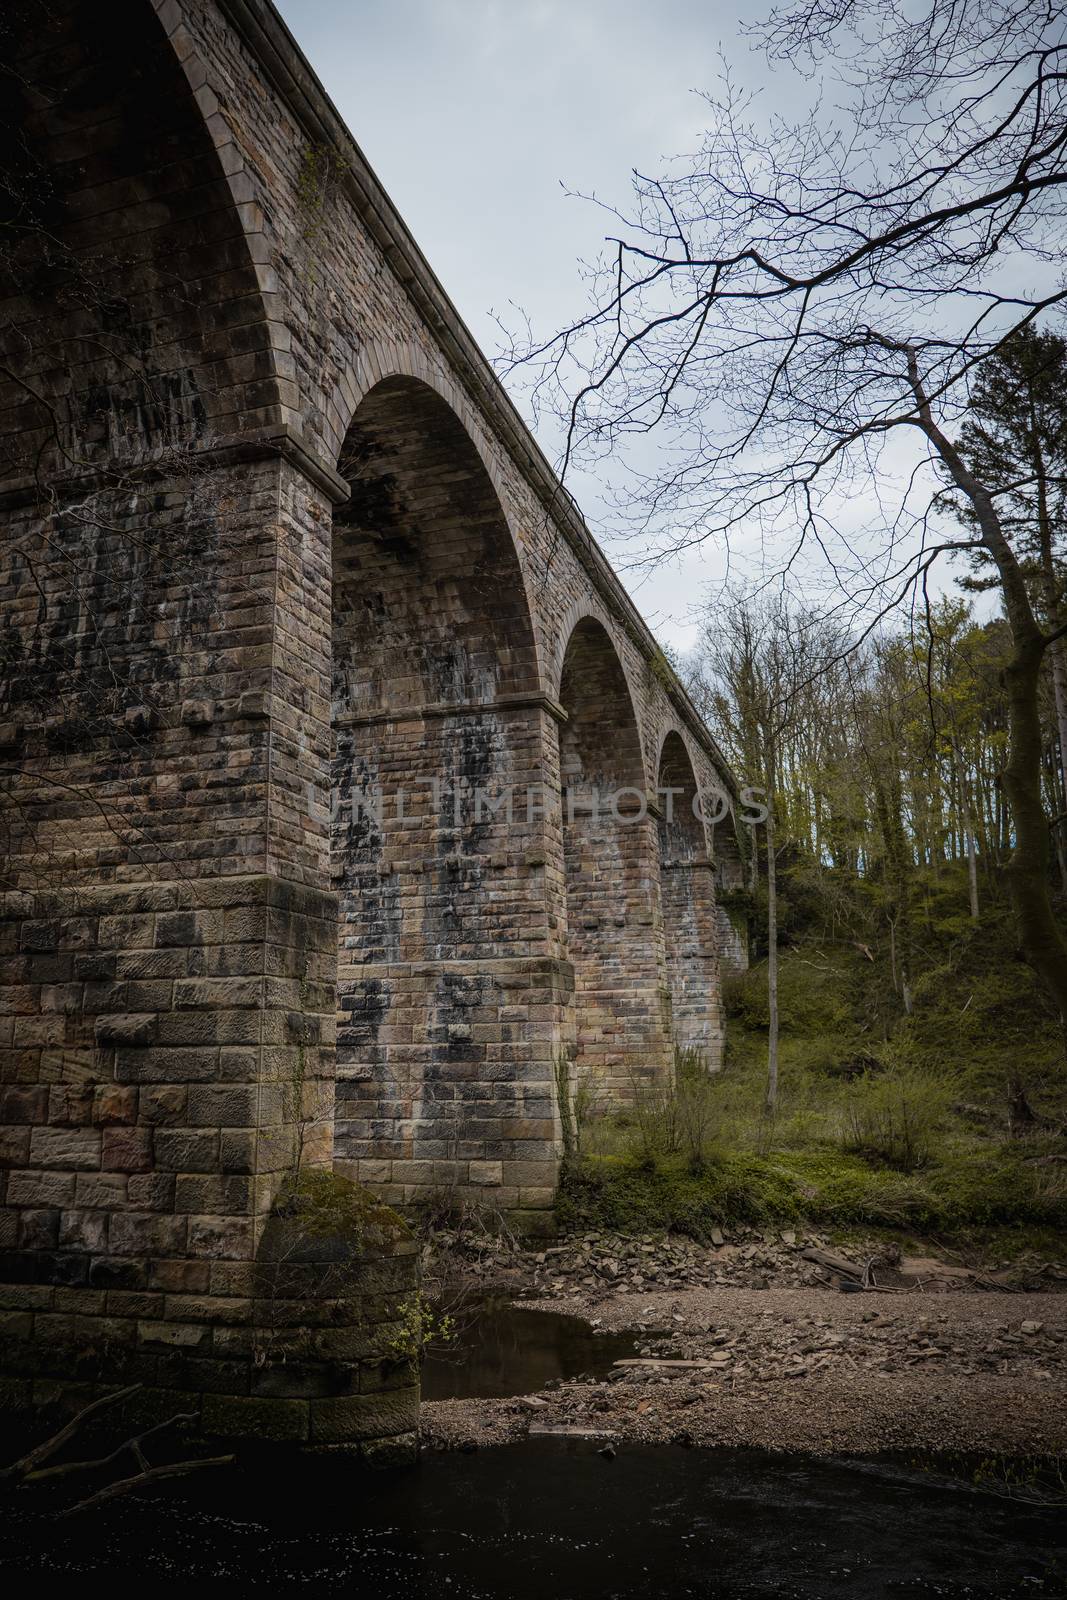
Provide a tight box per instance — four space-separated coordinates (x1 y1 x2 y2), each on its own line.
274 0 777 654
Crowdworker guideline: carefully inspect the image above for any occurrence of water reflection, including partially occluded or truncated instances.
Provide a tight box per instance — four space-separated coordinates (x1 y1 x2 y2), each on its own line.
421 1294 641 1400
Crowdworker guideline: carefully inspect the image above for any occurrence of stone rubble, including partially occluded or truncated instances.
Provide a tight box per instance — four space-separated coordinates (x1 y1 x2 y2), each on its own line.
421 1283 1067 1458
420 1227 1067 1460
425 1221 1067 1302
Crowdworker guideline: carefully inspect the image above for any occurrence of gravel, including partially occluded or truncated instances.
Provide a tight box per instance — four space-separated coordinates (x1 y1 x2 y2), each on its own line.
420 1241 1067 1460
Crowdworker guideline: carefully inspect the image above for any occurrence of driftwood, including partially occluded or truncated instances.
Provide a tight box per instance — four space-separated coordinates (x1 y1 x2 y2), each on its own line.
1 1383 142 1484
801 1246 864 1280
612 1358 721 1370
61 1454 235 1517
27 1413 197 1484
2 1382 234 1515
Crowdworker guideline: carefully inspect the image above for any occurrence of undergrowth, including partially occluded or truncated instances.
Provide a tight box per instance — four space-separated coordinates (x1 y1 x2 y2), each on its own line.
559 878 1067 1248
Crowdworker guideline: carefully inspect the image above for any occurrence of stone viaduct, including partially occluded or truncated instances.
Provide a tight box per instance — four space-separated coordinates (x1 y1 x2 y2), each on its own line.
0 0 747 1446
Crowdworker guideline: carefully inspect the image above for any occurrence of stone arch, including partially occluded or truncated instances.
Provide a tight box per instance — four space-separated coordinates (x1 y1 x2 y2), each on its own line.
549 599 650 784
149 1 294 427
336 344 509 499
332 341 546 685
556 616 671 1102
656 730 723 1068
0 0 287 883
709 803 749 979
330 374 560 1205
0 0 283 482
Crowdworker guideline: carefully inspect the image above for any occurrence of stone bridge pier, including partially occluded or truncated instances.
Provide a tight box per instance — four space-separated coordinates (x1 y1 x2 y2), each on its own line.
0 0 747 1442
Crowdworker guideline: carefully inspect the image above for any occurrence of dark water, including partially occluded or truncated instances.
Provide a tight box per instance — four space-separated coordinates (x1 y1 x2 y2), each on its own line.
1 1439 1063 1596
421 1295 641 1399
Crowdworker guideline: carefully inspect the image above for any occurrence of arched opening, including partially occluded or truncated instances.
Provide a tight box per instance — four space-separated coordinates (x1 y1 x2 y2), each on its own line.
557 619 671 1103
710 807 749 978
0 0 280 878
657 733 722 1068
330 376 559 1201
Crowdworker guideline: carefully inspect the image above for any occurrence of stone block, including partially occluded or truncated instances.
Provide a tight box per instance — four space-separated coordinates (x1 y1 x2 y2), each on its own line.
90 1257 149 1291
186 1085 258 1126
0 1128 30 1167
95 1013 157 1048
165 1294 251 1325
18 1209 59 1250
58 1210 109 1253
1 1086 48 1123
92 1086 139 1125
309 1387 418 1444
201 1392 309 1442
174 1174 251 1215
181 699 215 727
186 1215 254 1261
219 1130 256 1172
74 1172 128 1208
137 1320 211 1351
126 1173 175 1211
148 1258 210 1294
138 1087 189 1124
154 1130 220 1171
7 1172 78 1211
101 1128 153 1172
108 1213 187 1256
28 1127 101 1171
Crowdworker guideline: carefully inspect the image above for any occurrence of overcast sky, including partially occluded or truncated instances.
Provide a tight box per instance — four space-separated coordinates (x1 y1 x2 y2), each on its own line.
274 0 789 653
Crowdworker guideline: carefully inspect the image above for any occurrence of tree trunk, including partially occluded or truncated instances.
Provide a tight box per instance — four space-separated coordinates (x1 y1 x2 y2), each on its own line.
1033 422 1067 896
873 773 912 1012
1001 633 1067 1023
1049 640 1067 810
953 739 980 920
1055 815 1067 897
967 826 980 920
911 358 1067 1027
765 805 778 1117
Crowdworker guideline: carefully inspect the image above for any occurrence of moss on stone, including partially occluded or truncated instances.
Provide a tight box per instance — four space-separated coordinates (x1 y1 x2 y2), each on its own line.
265 1168 413 1262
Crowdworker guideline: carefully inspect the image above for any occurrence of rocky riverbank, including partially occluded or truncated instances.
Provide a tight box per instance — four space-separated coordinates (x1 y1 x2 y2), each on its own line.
419 1226 1067 1461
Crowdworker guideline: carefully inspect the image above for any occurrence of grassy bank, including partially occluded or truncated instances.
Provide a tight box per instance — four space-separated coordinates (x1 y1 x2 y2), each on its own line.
558 893 1067 1253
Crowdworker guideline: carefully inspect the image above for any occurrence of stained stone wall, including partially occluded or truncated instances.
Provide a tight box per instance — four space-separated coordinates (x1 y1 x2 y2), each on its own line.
558 618 673 1101
0 0 747 1431
657 733 725 1069
0 875 418 1450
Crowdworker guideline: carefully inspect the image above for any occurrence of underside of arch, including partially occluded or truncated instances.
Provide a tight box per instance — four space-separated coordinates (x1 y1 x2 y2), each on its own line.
329 376 563 1209
557 618 671 1102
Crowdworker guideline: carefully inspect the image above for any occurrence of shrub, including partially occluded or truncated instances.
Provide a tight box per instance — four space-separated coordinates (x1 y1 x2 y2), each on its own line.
840 1067 954 1170
623 1051 736 1171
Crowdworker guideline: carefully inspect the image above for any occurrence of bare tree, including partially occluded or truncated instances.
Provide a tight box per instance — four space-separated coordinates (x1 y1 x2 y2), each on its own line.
690 592 830 1113
506 0 1067 1020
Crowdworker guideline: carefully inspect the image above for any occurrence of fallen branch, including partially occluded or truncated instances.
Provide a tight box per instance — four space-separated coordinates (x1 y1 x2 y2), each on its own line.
1 1384 142 1485
61 1454 235 1517
801 1246 863 1280
2 1385 234 1517
25 1413 197 1485
612 1358 720 1370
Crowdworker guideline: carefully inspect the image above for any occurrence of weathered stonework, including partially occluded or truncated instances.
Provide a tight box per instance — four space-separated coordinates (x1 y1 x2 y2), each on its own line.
0 0 747 1431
